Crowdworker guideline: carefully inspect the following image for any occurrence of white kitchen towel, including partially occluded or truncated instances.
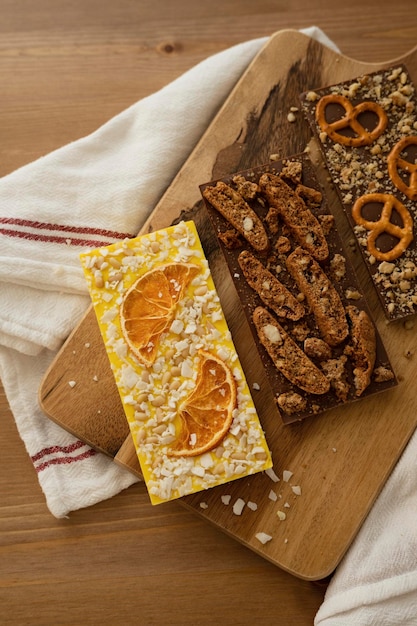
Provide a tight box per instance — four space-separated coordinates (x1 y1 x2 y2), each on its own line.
314 427 417 626
0 26 337 520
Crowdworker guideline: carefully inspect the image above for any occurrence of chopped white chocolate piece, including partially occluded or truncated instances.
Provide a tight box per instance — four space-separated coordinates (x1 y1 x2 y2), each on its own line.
268 490 278 502
265 468 280 483
255 532 273 545
233 498 246 516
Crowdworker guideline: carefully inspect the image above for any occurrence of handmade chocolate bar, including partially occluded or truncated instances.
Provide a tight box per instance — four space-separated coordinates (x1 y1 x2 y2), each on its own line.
80 221 272 504
200 155 396 424
300 64 417 321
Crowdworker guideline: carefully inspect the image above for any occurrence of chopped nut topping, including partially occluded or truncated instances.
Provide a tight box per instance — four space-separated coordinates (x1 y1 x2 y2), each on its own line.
263 324 282 344
301 64 417 320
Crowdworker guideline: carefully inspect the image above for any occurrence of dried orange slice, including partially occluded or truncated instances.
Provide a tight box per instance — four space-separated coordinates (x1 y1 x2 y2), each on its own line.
120 262 199 366
168 350 237 457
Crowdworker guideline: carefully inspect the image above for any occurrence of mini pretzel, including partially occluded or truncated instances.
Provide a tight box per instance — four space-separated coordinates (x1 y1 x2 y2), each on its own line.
351 193 413 261
387 136 417 201
316 94 388 147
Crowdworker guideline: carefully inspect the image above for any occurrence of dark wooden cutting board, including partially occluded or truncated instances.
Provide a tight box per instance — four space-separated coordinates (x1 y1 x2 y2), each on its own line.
39 30 417 580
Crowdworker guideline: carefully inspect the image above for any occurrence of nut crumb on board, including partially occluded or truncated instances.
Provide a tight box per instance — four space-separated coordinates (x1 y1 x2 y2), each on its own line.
232 498 246 516
255 532 273 545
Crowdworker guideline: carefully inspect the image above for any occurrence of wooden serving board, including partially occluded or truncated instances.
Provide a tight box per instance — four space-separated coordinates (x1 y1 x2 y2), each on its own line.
39 30 417 580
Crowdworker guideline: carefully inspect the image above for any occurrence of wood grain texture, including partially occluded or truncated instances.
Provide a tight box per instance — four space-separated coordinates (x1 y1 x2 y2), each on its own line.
39 31 417 580
1 0 416 178
2 1 417 622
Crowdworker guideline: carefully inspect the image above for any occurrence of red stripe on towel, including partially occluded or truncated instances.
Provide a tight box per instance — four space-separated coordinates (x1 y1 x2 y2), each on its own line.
34 448 97 473
0 226 127 248
31 440 86 462
0 217 133 240
31 440 98 473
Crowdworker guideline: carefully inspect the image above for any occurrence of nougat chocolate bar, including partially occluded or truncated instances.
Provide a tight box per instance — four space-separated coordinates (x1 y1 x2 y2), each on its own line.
200 155 396 424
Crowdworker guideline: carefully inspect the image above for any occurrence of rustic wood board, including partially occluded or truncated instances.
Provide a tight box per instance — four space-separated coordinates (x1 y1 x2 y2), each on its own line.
39 30 417 580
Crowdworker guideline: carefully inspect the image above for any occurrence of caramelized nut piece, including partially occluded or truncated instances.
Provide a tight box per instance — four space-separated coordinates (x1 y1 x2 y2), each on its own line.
277 391 307 415
238 250 305 321
287 247 349 347
202 182 269 253
304 337 332 361
253 307 330 395
232 174 260 200
374 366 395 383
259 172 328 261
296 183 322 209
321 356 350 402
345 305 377 396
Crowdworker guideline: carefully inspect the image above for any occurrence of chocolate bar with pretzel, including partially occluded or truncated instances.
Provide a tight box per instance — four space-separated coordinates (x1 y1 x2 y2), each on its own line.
300 64 417 321
200 155 396 424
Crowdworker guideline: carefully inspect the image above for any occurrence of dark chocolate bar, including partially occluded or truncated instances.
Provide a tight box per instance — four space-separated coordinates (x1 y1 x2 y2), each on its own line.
200 154 396 424
300 64 417 321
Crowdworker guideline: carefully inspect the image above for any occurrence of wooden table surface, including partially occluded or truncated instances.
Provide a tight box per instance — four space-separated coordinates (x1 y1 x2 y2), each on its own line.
1 2 415 624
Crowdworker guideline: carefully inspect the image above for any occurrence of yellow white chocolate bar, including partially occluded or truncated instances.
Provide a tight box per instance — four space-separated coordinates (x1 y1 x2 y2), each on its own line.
80 220 272 504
